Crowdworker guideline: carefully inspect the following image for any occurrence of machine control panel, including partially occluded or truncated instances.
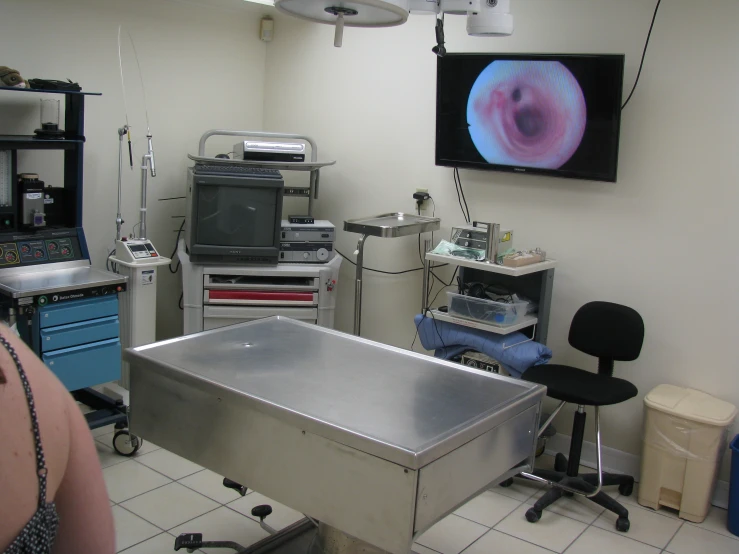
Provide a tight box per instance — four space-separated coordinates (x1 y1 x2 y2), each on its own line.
45 238 75 261
0 242 19 266
30 283 128 309
17 240 47 264
114 239 161 264
0 232 81 267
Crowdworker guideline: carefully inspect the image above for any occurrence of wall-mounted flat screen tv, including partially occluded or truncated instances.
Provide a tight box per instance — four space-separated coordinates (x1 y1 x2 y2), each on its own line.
436 53 625 182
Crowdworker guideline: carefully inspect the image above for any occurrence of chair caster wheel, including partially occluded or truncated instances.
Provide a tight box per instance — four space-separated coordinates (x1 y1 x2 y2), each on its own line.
619 482 634 497
616 517 630 532
554 453 568 472
113 430 142 457
525 508 541 523
499 478 514 488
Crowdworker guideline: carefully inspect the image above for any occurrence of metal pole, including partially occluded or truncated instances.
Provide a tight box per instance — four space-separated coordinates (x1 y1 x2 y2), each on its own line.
308 170 316 216
116 126 128 241
353 235 368 336
421 238 431 312
520 406 603 498
486 223 500 264
139 134 156 240
140 158 148 240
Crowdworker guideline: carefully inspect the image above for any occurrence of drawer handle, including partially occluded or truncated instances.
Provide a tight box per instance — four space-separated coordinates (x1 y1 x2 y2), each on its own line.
46 337 50 341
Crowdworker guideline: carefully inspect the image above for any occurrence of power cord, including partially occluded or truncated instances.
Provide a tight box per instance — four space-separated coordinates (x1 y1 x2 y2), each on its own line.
621 0 662 110
106 249 117 273
169 219 186 274
453 168 471 223
335 249 424 275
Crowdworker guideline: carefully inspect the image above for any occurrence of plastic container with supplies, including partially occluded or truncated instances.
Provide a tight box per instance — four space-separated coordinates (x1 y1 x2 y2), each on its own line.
639 385 737 523
728 434 739 536
446 292 528 327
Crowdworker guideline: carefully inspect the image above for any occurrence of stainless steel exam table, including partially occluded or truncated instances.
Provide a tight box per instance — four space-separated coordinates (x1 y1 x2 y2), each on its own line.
124 317 545 554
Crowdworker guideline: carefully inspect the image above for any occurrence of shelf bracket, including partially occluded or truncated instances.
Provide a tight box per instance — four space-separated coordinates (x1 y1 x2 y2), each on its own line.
502 324 536 350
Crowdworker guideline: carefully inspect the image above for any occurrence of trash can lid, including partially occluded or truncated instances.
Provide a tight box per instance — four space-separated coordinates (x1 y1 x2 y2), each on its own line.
645 385 737 426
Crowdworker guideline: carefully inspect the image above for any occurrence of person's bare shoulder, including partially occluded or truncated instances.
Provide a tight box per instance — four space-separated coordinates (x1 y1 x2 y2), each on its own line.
0 327 72 497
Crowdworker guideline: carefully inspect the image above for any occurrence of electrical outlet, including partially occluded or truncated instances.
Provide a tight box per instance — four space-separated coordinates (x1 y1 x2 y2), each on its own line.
413 189 431 211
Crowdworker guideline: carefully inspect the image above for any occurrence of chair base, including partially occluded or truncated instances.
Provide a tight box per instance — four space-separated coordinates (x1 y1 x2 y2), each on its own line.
523 453 634 532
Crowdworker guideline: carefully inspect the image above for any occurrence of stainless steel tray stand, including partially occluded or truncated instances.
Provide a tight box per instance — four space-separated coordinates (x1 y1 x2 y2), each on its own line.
343 214 440 336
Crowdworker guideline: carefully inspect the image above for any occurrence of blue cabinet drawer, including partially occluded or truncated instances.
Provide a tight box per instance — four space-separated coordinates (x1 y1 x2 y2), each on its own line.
42 338 121 392
40 316 119 353
39 295 119 329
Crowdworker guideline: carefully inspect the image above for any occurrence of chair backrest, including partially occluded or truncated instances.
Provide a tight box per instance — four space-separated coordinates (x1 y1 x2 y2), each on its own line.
569 302 644 367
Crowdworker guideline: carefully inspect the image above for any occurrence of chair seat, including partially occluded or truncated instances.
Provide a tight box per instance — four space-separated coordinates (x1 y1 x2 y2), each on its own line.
522 364 638 406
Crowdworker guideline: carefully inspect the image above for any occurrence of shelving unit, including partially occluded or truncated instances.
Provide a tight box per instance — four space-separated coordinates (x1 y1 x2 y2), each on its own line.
192 129 336 216
0 86 103 233
423 247 557 344
425 252 557 277
428 309 538 335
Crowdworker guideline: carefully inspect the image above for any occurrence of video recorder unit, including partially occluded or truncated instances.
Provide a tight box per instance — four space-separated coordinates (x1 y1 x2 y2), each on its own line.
281 220 335 242
234 141 306 163
279 220 335 264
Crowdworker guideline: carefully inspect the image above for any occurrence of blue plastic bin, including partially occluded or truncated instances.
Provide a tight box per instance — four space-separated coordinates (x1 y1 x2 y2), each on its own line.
729 434 739 536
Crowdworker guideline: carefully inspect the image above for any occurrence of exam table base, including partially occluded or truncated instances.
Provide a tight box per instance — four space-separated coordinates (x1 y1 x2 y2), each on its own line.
176 520 394 554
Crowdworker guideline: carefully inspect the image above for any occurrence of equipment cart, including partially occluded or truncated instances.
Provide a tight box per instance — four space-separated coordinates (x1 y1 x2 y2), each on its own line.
0 86 141 455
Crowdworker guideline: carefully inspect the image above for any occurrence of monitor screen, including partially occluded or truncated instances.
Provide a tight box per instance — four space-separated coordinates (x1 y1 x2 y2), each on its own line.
195 185 279 247
436 53 625 182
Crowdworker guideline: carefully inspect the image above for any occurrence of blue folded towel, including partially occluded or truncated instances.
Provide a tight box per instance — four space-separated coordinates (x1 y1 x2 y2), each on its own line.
413 314 552 378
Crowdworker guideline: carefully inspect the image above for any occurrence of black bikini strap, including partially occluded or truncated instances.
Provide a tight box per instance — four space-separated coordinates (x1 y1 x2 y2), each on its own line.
0 334 48 507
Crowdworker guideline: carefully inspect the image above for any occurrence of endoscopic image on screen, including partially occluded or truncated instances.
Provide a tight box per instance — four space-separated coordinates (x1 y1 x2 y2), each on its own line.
466 60 587 170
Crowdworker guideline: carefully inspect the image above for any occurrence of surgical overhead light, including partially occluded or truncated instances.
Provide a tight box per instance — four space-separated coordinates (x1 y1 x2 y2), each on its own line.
274 0 514 49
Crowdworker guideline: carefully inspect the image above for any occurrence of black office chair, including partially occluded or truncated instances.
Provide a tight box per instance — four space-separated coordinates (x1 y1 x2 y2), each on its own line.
517 301 644 532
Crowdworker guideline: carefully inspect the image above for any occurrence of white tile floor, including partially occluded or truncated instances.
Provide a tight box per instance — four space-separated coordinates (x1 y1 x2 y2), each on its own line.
96 430 739 554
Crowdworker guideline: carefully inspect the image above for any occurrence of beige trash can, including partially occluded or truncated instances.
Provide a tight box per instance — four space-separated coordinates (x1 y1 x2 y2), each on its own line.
639 385 737 522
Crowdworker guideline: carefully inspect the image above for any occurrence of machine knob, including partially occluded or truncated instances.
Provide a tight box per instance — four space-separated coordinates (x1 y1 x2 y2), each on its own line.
47 241 58 252
20 244 30 254
303 252 309 259
61 246 71 256
33 249 44 259
317 248 329 261
5 251 17 263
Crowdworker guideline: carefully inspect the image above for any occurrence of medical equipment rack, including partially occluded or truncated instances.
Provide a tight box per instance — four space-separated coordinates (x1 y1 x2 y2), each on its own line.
188 129 336 217
0 87 141 455
423 250 557 344
179 239 341 334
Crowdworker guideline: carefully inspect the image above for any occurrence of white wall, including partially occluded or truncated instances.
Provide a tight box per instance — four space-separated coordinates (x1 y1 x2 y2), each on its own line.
263 0 739 477
0 0 270 339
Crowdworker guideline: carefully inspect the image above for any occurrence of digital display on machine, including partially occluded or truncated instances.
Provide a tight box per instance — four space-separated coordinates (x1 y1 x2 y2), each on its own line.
436 54 625 182
128 245 147 252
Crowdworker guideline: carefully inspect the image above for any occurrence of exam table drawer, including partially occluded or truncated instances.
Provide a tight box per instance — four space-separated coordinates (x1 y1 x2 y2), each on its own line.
203 306 317 331
39 295 119 329
43 338 121 392
204 290 318 306
40 316 120 352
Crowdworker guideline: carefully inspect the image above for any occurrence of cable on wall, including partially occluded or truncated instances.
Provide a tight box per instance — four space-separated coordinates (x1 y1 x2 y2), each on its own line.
621 0 662 110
